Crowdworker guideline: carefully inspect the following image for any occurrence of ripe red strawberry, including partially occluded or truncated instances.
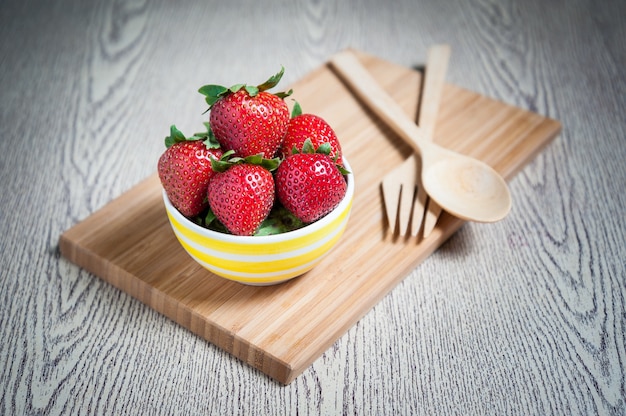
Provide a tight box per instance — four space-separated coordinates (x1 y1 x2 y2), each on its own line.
280 104 343 165
275 152 347 223
208 163 276 236
199 68 292 158
158 125 222 217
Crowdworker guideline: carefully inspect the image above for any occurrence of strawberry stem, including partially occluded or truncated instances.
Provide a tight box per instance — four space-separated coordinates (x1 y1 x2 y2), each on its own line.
291 138 351 174
164 124 221 149
198 66 292 110
210 151 281 173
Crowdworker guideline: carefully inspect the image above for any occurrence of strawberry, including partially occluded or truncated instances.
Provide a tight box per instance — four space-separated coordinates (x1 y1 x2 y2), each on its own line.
280 102 343 165
207 155 278 236
199 68 292 158
158 125 222 217
275 141 348 223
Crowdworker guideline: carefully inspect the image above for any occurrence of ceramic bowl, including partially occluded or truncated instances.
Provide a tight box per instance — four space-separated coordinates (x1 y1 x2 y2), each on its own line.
162 158 354 285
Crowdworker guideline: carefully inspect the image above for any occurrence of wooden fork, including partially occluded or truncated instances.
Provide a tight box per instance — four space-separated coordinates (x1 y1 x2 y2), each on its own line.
381 44 450 237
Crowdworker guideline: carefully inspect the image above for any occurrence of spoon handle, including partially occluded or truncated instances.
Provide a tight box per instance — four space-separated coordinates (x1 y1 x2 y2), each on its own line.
330 50 431 156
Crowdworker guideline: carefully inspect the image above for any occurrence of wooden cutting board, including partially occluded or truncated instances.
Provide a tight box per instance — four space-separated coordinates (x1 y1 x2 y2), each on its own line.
59 50 561 384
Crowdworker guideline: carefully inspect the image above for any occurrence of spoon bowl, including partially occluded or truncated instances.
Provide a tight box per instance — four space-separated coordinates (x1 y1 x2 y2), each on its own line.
421 144 511 222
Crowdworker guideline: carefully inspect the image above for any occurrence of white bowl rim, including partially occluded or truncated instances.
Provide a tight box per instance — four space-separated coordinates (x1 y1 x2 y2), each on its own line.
162 157 354 244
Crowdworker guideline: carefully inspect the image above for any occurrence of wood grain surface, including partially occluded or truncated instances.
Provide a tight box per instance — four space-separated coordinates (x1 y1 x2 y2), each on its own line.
1 0 625 414
58 51 560 384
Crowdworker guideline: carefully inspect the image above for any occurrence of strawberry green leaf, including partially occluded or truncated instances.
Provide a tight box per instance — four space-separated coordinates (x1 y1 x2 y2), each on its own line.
203 204 305 235
257 66 285 91
164 125 187 148
210 150 237 172
291 101 303 118
190 127 208 140
301 138 316 154
210 158 232 173
316 142 332 155
260 157 281 172
210 152 280 173
254 205 305 235
202 128 221 149
171 125 186 141
337 165 351 175
192 122 220 149
229 83 245 93
291 138 335 156
189 132 207 140
243 154 281 171
274 89 293 99
244 85 259 96
243 154 263 165
198 84 229 107
204 208 217 227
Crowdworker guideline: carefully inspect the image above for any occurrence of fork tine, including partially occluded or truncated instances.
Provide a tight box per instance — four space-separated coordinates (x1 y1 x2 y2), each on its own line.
381 174 401 234
382 157 416 234
409 156 428 236
397 183 414 236
410 188 427 236
422 200 442 238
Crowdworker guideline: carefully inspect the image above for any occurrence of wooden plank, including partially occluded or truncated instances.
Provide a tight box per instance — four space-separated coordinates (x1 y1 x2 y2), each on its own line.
58 50 561 384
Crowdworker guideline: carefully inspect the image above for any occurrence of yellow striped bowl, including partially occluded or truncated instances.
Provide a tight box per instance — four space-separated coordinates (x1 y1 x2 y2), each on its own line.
162 158 354 285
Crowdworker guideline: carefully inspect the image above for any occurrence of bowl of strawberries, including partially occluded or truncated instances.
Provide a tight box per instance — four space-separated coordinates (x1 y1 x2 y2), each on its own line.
158 68 354 285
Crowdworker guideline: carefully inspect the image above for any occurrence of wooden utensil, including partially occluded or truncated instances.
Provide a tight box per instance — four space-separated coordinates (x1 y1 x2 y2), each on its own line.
330 50 512 223
381 44 450 236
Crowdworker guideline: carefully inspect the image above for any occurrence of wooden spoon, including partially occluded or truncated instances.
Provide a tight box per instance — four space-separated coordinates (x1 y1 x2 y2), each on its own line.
330 50 512 223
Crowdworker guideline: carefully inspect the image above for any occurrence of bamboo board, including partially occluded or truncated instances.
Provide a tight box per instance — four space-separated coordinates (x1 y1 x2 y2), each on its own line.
59 50 561 384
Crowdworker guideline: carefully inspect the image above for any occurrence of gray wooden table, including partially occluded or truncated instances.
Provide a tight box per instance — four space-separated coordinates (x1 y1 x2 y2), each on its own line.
1 0 624 414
